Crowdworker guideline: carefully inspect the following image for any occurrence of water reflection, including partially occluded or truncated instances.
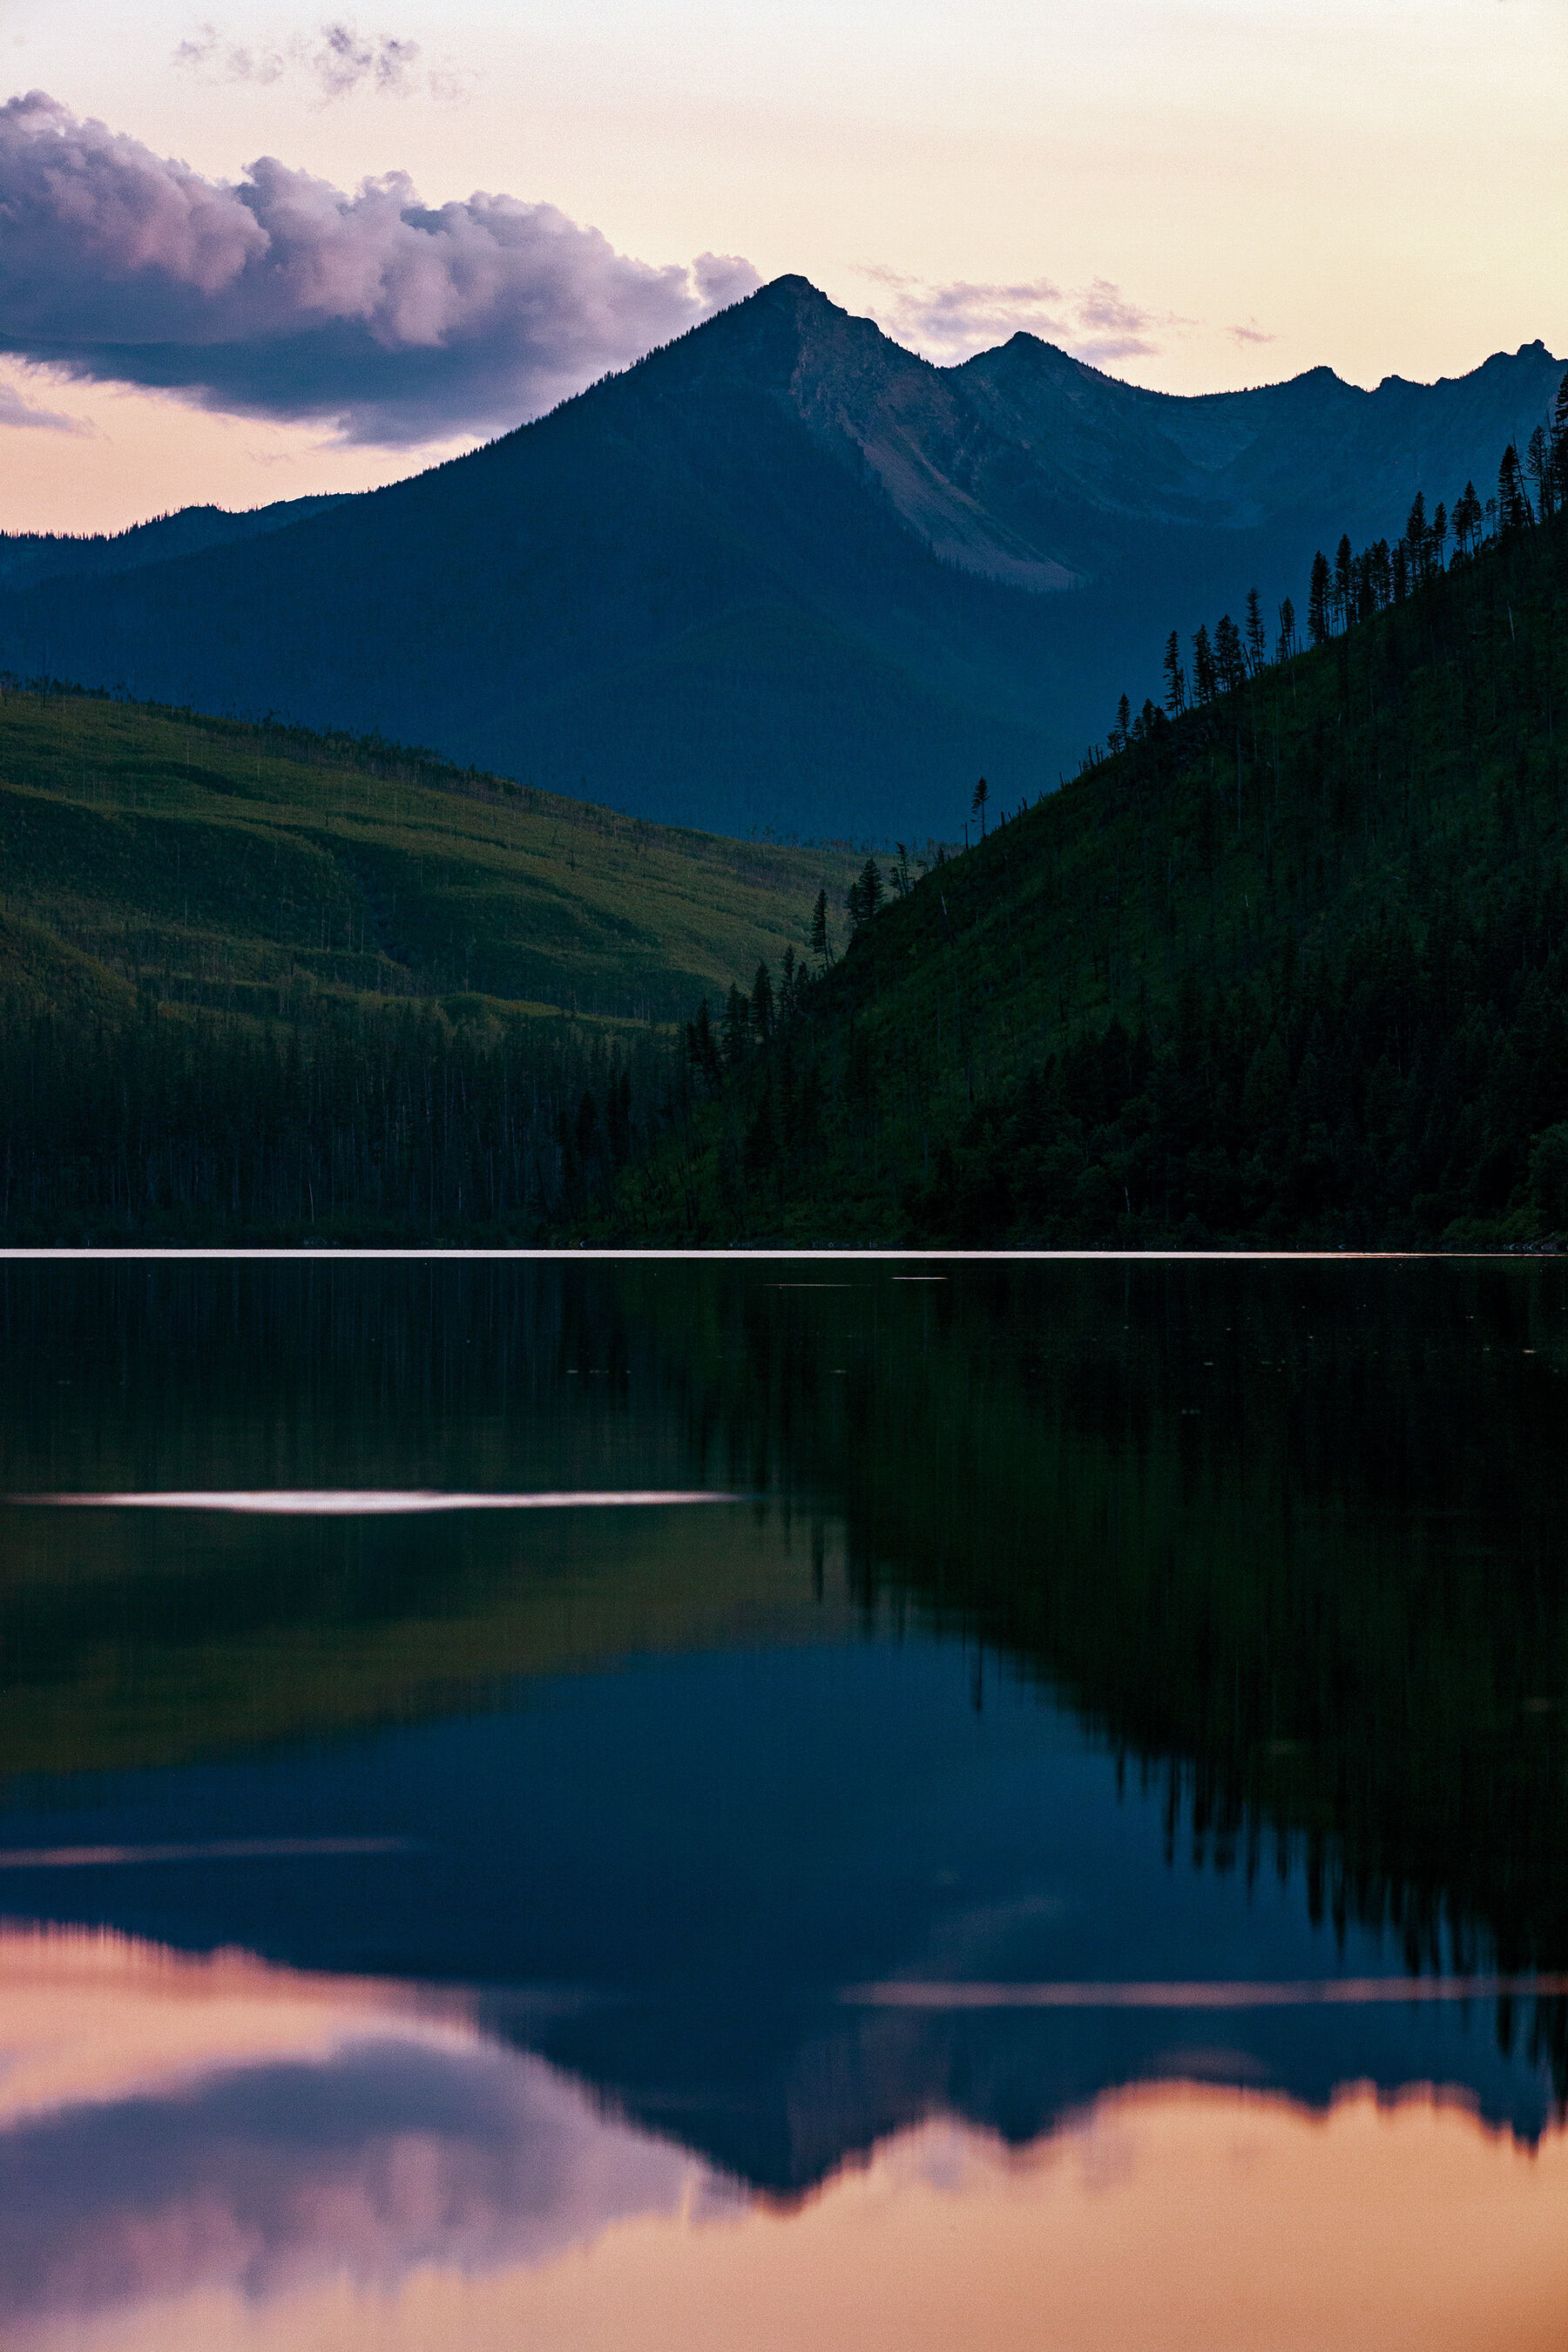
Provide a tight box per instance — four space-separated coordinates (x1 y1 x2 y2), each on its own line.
3 1929 1565 2352
1 1260 1566 2344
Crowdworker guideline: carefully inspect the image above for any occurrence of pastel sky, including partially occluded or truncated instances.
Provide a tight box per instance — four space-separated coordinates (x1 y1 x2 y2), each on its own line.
3 0 1567 531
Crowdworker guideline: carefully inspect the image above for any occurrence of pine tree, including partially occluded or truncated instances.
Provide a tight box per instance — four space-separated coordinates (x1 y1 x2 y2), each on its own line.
1551 375 1568 505
1405 492 1428 582
1333 534 1355 628
970 778 990 836
1498 443 1531 536
1527 424 1554 521
1162 631 1187 715
1276 596 1296 660
1308 551 1332 645
1214 613 1246 695
1245 587 1267 673
1192 625 1217 705
1113 692 1132 752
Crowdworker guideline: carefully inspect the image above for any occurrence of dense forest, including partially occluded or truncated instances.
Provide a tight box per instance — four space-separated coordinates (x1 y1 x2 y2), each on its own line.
0 688 852 1240
603 405 1568 1247
12 399 1568 1246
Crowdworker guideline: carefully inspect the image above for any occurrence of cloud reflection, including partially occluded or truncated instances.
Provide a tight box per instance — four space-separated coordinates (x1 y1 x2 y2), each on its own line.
0 1928 713 2330
3 1927 1567 2349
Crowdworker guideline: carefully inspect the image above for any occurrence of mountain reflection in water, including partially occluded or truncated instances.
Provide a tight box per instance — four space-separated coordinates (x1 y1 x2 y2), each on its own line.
0 1258 1565 2347
3 1925 1566 2352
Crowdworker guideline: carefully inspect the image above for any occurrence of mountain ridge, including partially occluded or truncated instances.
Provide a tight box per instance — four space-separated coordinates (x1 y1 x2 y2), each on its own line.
1 278 1561 835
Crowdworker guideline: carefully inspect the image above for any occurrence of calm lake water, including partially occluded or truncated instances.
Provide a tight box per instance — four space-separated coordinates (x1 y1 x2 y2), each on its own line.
2 1256 1566 2350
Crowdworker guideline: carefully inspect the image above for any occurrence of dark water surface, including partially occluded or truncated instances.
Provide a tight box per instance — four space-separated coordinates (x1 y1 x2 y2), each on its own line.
3 1258 1567 2349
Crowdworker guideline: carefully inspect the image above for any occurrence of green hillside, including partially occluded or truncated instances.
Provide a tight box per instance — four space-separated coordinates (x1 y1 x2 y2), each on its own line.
0 688 855 1020
604 472 1568 1247
0 688 856 1240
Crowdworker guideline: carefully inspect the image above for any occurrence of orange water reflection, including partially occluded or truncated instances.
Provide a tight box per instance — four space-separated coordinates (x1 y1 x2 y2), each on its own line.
5 1927 1567 2352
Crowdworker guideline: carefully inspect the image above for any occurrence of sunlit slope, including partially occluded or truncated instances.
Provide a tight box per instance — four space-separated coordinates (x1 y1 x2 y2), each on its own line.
0 689 857 1026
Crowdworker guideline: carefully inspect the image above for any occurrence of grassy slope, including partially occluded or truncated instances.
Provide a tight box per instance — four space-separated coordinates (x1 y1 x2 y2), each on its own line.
0 688 858 1030
606 509 1568 1243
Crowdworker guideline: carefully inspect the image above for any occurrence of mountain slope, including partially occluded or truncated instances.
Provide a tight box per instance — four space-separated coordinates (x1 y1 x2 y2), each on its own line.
0 279 1560 837
601 495 1568 1247
0 686 856 1241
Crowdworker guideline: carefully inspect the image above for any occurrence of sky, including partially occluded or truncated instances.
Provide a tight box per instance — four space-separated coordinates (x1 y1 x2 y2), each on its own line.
3 0 1566 533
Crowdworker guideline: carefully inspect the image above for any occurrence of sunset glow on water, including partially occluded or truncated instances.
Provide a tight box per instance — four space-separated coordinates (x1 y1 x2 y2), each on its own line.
1 1260 1565 2348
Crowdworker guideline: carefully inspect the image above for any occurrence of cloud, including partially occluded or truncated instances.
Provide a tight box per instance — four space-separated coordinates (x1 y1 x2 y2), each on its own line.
177 19 476 105
174 24 287 84
0 93 763 445
1229 320 1277 348
302 23 422 100
0 2033 717 2326
858 267 1172 369
0 375 89 433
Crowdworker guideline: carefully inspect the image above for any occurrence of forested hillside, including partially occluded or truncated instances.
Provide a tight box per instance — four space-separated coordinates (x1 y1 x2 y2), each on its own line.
604 422 1568 1247
0 279 1557 838
0 690 855 1240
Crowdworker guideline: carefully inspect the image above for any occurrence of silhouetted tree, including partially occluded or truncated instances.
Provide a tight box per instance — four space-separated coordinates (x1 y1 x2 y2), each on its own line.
971 777 990 836
1245 587 1267 673
1192 625 1217 706
1162 631 1187 715
1499 443 1531 537
1453 481 1484 557
1308 551 1332 645
1214 614 1246 695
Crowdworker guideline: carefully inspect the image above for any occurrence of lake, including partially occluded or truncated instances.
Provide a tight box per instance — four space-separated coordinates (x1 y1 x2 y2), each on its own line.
1 1255 1565 2349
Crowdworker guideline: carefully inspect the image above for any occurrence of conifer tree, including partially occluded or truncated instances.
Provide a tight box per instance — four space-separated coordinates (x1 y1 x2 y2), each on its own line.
970 777 990 836
1162 631 1187 714
1334 535 1355 627
1276 596 1296 660
809 887 834 969
1527 424 1554 520
1192 625 1217 706
1308 551 1332 645
1245 587 1267 673
1112 693 1132 752
1214 614 1246 695
1551 375 1568 505
1405 492 1428 582
1498 443 1531 536
847 855 883 930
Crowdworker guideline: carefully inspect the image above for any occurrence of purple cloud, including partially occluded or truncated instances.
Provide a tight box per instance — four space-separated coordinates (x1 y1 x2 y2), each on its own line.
1229 320 1277 348
173 24 287 85
0 2033 720 2327
303 23 422 99
0 93 761 443
176 21 443 103
0 375 88 433
860 267 1173 369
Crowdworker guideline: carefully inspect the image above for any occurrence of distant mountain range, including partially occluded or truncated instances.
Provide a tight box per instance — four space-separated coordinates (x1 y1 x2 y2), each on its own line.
1 279 1561 837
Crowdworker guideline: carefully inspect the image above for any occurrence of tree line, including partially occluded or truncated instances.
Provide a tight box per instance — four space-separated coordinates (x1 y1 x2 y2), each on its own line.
592 389 1568 1247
